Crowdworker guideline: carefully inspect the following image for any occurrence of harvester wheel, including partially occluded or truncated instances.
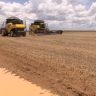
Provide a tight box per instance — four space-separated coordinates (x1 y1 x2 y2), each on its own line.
9 31 14 37
1 29 7 36
22 32 26 37
57 30 63 34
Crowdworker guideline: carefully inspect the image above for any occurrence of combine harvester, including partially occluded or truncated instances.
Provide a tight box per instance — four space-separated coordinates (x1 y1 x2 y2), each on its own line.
29 20 63 35
0 17 26 37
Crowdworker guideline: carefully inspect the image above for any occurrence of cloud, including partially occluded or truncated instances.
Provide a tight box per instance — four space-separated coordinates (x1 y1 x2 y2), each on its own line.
0 1 37 21
37 0 96 29
0 0 96 30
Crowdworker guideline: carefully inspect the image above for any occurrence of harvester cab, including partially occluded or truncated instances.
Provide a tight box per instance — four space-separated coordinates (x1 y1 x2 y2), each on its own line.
1 17 26 37
34 20 46 29
29 20 49 35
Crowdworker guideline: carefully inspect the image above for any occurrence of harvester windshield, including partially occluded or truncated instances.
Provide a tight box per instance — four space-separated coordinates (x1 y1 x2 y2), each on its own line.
6 19 23 24
34 20 46 29
6 17 23 24
39 23 46 29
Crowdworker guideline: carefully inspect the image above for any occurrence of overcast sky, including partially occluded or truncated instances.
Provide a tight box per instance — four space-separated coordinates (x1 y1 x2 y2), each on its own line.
0 0 96 30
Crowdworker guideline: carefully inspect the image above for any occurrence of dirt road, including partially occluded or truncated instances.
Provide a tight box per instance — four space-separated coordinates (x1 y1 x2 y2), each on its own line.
0 32 96 96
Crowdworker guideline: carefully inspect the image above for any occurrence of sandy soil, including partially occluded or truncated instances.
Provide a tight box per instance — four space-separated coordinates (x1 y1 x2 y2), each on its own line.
0 32 96 96
0 68 57 96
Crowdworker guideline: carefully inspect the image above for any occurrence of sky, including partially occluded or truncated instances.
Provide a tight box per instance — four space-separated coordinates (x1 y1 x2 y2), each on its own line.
2 0 27 3
0 0 96 30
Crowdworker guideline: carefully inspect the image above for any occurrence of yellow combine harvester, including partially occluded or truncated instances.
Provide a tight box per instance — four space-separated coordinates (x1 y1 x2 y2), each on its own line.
1 17 26 37
29 20 63 35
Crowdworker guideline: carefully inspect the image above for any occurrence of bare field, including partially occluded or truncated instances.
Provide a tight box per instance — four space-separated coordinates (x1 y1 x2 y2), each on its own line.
0 32 96 96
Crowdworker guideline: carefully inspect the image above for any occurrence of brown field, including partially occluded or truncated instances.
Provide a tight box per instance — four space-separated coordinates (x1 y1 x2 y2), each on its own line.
0 32 96 96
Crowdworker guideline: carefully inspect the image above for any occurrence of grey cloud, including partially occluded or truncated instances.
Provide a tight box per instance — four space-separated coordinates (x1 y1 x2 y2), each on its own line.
52 0 62 4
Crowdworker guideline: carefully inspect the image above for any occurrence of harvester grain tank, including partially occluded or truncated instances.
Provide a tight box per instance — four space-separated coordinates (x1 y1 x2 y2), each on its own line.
29 20 63 35
1 17 26 37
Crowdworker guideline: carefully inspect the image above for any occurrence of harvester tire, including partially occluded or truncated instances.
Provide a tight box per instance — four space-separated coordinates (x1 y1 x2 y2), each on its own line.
22 32 26 37
1 29 7 36
9 31 14 37
58 30 63 34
